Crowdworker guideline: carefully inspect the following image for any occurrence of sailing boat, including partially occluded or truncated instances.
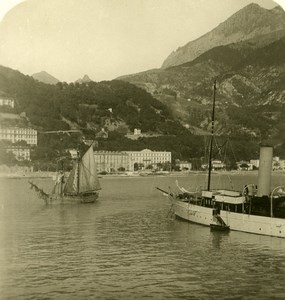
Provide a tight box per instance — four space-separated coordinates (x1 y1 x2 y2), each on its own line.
157 81 285 238
29 144 101 203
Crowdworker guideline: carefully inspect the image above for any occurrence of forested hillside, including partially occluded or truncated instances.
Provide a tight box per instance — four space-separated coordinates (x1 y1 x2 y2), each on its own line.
0 65 216 168
1 63 284 171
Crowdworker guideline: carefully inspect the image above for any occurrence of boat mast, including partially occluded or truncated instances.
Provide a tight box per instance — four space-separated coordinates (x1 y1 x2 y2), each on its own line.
60 159 64 196
207 80 217 191
77 149 80 195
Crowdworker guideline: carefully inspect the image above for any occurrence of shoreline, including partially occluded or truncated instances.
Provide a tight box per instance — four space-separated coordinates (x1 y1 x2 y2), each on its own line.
2 169 283 180
0 172 56 179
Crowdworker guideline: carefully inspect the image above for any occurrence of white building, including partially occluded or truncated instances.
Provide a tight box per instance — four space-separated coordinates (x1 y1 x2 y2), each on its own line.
134 128 141 135
0 98 14 108
273 157 285 170
126 149 171 169
250 159 259 169
94 151 131 173
0 127 37 145
176 160 192 171
93 149 172 173
202 160 226 170
6 146 31 161
212 160 226 170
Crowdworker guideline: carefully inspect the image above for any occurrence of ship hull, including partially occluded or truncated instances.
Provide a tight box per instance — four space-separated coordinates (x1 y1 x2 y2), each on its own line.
173 199 285 238
49 192 99 204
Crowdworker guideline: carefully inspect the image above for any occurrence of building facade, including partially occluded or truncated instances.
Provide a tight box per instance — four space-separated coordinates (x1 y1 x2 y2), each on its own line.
0 98 14 108
6 146 31 161
0 127 37 145
94 151 131 173
93 149 172 173
126 149 171 170
175 160 192 171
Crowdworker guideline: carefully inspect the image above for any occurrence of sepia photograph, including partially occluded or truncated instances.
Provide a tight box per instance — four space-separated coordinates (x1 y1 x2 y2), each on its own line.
0 0 285 299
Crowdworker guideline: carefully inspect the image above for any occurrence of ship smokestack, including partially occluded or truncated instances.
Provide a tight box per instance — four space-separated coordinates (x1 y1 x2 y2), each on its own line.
257 146 273 197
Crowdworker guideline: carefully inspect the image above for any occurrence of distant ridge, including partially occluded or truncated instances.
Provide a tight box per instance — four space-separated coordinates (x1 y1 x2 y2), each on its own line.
75 74 93 83
32 71 60 85
161 3 285 68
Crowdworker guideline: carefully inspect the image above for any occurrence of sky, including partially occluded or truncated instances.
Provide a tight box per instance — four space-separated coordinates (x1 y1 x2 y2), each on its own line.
0 0 284 82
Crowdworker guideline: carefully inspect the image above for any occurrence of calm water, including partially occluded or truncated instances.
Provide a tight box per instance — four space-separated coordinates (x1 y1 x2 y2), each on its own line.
0 173 285 299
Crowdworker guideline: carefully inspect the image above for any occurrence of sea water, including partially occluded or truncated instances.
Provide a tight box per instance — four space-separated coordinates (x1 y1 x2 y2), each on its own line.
0 173 285 299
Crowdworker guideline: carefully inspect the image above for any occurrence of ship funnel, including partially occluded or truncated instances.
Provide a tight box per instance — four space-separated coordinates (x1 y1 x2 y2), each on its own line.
257 146 273 197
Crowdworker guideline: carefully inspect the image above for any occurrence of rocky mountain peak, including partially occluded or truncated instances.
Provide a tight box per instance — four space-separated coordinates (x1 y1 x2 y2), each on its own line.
161 3 285 69
32 71 60 85
217 3 285 37
75 74 92 83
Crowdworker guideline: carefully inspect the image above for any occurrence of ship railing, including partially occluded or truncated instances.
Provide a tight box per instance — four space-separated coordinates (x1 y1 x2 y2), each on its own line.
270 186 285 218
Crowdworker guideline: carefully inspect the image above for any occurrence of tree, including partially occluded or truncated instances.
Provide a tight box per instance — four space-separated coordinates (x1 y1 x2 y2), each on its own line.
0 149 17 165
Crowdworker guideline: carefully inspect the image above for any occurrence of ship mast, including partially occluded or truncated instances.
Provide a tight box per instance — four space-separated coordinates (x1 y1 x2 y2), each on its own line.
207 80 217 191
77 149 80 195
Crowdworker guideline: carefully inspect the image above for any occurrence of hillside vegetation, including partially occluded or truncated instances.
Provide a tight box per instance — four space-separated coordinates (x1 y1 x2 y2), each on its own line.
118 35 285 156
0 65 219 168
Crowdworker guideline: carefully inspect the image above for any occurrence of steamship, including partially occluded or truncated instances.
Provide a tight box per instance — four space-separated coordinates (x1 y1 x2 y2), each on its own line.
168 146 285 238
157 82 285 238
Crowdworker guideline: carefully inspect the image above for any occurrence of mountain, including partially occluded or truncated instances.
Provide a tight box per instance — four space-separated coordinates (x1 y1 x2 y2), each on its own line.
0 65 171 134
0 64 283 163
1 65 219 163
162 4 285 69
75 74 93 84
117 3 285 148
118 34 285 147
32 71 60 85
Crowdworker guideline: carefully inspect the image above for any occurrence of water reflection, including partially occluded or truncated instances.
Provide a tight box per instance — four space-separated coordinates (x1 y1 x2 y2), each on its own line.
211 231 229 249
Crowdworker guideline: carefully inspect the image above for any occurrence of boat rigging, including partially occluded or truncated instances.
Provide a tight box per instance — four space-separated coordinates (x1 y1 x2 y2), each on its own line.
157 80 285 238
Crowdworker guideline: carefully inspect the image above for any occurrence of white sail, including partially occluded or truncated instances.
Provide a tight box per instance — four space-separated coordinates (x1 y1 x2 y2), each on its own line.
63 163 78 194
64 145 100 194
78 145 101 193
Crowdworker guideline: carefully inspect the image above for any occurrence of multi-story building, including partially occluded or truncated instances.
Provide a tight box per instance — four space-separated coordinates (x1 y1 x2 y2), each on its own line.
6 146 31 161
0 98 14 108
94 151 131 173
93 149 172 173
0 127 37 145
126 149 171 169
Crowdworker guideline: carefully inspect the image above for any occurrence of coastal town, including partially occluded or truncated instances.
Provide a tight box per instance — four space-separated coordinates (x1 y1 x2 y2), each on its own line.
1 95 285 177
